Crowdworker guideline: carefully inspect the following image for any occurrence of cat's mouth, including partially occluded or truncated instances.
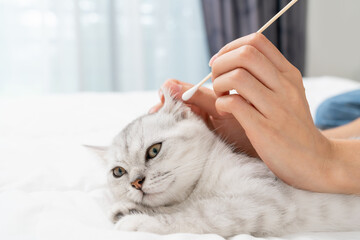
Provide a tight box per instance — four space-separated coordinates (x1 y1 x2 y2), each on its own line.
142 187 167 196
142 191 159 199
136 190 163 207
141 182 173 197
138 179 176 206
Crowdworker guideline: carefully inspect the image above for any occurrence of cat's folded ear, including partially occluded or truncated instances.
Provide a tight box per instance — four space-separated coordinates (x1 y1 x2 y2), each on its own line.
159 87 192 121
83 145 108 163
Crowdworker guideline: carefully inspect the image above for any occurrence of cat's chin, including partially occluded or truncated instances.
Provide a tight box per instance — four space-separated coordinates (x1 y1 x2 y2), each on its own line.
131 191 177 208
126 185 175 207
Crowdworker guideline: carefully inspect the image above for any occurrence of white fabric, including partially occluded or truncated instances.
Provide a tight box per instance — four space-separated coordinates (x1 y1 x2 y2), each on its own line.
0 77 360 240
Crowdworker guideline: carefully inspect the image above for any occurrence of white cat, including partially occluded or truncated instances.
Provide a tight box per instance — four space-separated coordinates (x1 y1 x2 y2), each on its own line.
91 90 360 238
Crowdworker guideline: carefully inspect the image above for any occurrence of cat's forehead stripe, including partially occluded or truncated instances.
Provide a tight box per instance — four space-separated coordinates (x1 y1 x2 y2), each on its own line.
121 116 146 154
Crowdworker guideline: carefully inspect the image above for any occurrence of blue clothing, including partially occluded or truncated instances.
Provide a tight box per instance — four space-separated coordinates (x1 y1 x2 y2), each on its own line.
315 89 360 130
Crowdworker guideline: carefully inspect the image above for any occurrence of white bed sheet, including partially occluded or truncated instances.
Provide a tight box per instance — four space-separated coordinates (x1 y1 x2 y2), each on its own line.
1 76 359 240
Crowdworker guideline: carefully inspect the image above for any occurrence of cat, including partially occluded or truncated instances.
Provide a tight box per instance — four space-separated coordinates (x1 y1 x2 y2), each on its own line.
90 89 360 238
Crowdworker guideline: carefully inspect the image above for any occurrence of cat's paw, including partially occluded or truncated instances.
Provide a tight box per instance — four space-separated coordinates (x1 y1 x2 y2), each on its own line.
109 201 142 223
114 214 167 234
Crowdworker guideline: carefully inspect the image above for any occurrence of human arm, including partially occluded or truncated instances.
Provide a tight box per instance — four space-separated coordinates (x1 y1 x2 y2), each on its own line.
209 33 360 194
322 118 360 139
328 138 360 194
321 119 360 194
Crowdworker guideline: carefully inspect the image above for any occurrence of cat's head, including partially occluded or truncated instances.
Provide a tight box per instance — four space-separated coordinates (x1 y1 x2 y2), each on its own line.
91 89 215 207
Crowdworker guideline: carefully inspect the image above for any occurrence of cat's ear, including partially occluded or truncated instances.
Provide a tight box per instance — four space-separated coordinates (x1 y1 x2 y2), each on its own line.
160 87 192 121
83 145 108 162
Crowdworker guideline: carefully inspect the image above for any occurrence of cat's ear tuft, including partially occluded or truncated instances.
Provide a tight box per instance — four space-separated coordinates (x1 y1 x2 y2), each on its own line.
160 87 192 121
83 145 108 161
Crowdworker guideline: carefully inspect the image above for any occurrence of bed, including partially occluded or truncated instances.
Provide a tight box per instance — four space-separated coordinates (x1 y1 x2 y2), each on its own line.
1 76 359 240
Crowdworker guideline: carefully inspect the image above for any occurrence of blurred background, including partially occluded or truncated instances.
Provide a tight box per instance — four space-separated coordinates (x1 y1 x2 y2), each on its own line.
0 0 360 96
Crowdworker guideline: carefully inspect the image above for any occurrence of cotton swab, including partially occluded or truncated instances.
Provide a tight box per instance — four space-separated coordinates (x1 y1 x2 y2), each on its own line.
182 0 299 101
181 72 212 101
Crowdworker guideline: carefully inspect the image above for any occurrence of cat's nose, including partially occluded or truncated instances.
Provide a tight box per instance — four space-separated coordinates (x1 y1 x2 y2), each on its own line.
131 177 145 190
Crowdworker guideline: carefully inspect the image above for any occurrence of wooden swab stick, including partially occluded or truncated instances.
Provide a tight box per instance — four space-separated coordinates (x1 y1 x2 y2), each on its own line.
182 0 299 101
257 0 299 34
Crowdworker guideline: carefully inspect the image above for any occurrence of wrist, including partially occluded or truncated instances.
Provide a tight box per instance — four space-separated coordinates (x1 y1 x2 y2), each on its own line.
311 135 338 192
326 139 360 194
291 132 336 193
327 139 347 193
321 138 341 192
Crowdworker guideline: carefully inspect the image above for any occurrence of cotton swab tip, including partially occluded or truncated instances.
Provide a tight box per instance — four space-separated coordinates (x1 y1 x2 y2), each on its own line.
182 86 198 101
182 72 212 101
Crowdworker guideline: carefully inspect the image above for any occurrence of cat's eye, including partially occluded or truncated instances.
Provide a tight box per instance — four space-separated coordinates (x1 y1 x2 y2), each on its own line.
146 143 162 160
112 166 126 178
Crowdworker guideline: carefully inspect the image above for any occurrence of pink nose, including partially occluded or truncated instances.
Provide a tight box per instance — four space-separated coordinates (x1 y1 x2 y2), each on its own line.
131 177 145 190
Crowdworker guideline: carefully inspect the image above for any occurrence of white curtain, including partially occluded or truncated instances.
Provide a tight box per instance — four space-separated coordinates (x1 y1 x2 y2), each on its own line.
0 0 210 95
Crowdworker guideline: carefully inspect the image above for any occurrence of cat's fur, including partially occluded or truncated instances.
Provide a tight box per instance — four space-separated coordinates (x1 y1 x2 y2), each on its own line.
94 90 360 237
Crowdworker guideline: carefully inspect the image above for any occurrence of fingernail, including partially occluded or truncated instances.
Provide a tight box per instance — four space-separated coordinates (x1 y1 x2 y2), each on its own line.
208 53 218 67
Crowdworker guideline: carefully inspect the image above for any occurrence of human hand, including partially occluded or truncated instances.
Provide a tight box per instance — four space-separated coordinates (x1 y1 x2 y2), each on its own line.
210 33 336 192
149 79 258 157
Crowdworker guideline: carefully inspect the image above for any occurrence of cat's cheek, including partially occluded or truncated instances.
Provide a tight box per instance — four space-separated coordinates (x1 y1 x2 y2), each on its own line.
114 214 167 234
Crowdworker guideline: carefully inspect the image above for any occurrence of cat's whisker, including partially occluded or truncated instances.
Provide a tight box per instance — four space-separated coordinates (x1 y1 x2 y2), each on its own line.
149 174 173 186
171 162 205 175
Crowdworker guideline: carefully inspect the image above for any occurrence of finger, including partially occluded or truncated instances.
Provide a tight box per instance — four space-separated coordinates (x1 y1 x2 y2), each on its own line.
148 102 164 114
158 88 165 103
216 94 265 131
213 33 293 72
212 45 281 91
213 68 275 117
161 79 222 118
